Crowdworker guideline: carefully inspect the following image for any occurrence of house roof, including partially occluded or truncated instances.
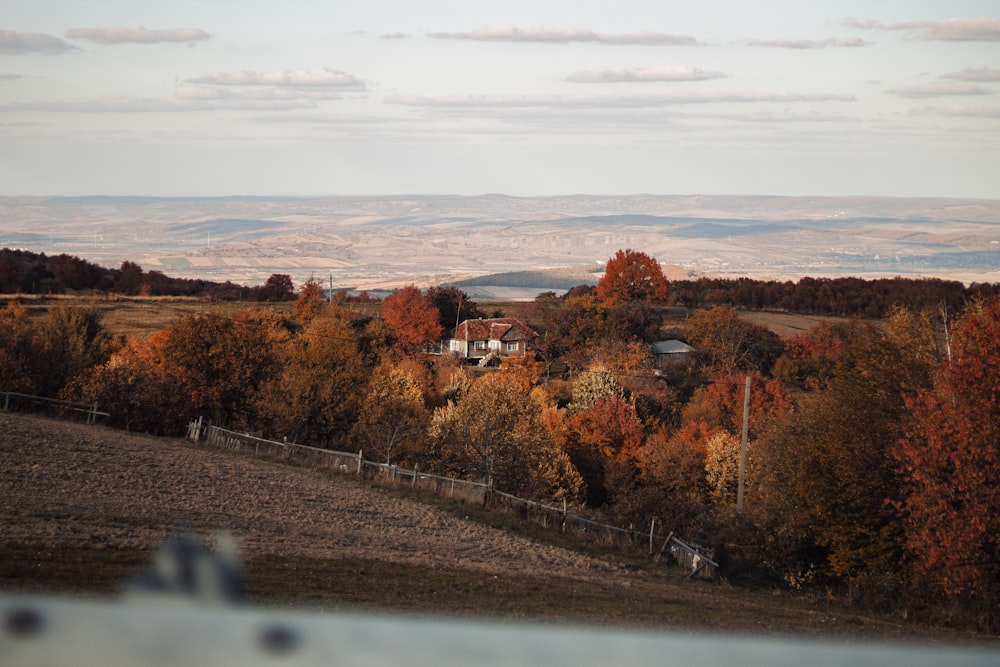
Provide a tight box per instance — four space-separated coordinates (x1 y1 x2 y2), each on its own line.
451 317 538 342
650 339 694 355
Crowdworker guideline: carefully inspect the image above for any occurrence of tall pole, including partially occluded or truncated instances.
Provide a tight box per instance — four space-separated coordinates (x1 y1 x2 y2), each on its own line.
737 374 751 514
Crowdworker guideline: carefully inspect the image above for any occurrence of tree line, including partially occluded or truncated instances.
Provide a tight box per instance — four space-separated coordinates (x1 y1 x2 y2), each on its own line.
0 248 300 301
1 247 998 630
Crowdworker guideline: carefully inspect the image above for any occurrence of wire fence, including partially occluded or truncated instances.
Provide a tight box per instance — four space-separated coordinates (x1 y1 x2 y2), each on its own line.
188 420 718 578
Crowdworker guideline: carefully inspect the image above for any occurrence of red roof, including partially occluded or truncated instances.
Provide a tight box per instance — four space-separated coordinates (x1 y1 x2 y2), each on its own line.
451 317 537 342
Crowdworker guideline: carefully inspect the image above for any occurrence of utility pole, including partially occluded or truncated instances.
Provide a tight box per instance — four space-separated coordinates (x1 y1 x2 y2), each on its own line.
737 374 751 514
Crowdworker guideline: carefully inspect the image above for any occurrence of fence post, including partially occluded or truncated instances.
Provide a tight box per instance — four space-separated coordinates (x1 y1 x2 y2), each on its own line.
649 518 656 555
412 463 419 488
357 450 363 476
2 392 8 412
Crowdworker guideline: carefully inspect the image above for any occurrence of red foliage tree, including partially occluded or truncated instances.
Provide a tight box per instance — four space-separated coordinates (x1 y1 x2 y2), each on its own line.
596 249 670 306
896 298 1000 609
382 285 443 349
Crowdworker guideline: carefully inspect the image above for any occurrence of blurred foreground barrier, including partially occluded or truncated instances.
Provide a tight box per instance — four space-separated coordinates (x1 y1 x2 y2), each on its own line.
3 535 996 667
2 594 998 667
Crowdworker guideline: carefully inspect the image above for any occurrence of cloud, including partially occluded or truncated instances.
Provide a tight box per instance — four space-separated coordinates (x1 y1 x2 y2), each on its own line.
844 17 1000 41
747 37 871 49
566 66 726 83
175 83 343 102
186 68 366 90
886 82 993 98
64 26 211 45
385 91 855 109
911 105 1000 119
942 66 1000 82
0 29 76 55
0 96 314 113
379 32 410 40
0 73 24 81
427 25 699 45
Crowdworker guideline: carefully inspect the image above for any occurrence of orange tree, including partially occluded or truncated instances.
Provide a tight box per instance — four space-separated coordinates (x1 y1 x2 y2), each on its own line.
381 285 443 349
254 308 369 447
596 249 671 306
896 297 1000 619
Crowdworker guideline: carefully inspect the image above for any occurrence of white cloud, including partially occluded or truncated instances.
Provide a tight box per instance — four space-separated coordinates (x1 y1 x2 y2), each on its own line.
379 32 410 40
747 37 870 49
942 66 1000 82
186 68 366 90
566 66 726 83
64 26 212 45
174 83 342 102
911 105 1000 119
427 25 699 45
385 91 855 108
844 17 1000 41
0 29 76 55
0 96 315 113
886 82 993 98
0 73 24 81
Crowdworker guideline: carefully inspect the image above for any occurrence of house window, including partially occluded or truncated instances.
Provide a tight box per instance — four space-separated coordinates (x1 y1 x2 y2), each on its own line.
506 342 519 352
474 340 487 351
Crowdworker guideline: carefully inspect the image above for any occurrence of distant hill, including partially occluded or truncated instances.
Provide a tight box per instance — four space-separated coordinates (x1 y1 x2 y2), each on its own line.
2 194 998 289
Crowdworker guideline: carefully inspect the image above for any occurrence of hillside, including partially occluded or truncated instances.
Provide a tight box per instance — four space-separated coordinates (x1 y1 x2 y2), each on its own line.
1 410 994 642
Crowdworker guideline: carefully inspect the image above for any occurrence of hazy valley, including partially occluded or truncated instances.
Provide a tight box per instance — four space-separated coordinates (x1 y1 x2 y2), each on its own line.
2 194 998 297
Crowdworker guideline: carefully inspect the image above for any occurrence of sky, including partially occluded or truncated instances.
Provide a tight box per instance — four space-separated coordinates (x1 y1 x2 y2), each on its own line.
1 0 999 198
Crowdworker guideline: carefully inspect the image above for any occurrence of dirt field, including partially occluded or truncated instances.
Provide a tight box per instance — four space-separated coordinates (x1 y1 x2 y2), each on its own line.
2 411 996 643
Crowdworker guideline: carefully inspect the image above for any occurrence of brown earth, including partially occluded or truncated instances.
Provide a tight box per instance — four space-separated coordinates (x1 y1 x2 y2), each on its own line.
1 411 996 644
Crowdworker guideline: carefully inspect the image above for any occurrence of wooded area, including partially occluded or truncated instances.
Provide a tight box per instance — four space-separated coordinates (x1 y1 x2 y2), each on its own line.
2 247 998 631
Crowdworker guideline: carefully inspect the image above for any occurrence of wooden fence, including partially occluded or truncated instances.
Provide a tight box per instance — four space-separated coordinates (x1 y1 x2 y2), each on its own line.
2 391 109 425
188 421 718 578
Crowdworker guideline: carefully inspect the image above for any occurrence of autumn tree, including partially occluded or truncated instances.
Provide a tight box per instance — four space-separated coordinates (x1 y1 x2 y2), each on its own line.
0 301 38 392
31 306 115 397
157 308 285 428
756 319 934 590
596 249 671 306
427 371 583 499
292 278 327 324
255 273 295 302
66 335 196 435
381 285 443 349
683 305 784 376
350 362 429 464
896 297 1000 615
527 290 605 373
255 308 368 447
426 286 484 333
